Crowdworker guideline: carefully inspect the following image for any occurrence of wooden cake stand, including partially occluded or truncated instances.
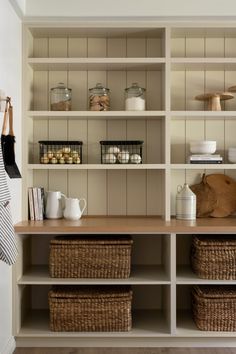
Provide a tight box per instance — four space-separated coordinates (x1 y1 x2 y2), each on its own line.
195 92 234 111
228 85 236 93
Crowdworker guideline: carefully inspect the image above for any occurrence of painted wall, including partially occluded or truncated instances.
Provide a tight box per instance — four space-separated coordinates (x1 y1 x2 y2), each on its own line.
25 0 236 17
0 0 22 353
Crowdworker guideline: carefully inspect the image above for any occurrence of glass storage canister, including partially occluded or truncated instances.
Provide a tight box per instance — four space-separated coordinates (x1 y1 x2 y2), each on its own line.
50 82 72 111
89 83 110 111
125 82 146 111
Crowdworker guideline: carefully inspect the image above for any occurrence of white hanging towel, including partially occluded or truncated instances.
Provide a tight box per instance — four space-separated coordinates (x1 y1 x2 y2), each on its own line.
0 141 17 265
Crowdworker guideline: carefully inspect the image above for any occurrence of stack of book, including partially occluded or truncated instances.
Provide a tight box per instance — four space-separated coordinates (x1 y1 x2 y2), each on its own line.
189 154 223 164
28 187 45 221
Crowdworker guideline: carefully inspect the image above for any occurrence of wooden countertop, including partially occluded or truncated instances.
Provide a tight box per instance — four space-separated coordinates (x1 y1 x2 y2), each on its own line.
14 217 236 234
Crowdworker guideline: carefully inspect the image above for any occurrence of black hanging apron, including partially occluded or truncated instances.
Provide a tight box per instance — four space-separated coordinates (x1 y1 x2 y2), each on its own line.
0 141 17 265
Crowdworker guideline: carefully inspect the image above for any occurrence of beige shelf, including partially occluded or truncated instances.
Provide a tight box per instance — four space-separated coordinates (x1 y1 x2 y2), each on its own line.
177 311 236 337
176 266 236 285
171 111 236 118
18 265 170 285
27 111 166 119
171 58 236 70
171 164 236 169
28 58 165 71
18 309 170 338
27 164 166 170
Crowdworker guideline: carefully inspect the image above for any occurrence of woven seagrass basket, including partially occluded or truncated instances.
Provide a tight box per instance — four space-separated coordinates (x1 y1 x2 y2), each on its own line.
192 285 236 331
49 236 133 278
191 235 236 280
49 286 132 332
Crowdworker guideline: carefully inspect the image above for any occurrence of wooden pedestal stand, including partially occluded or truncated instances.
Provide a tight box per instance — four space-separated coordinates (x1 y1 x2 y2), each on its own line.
195 92 234 111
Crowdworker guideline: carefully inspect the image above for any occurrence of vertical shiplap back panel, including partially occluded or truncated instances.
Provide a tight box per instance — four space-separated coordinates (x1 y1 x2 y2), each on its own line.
147 120 163 163
107 71 126 110
68 38 87 57
33 171 48 192
225 38 236 57
49 38 68 57
127 38 146 57
171 71 185 110
33 71 48 110
87 171 107 215
146 71 162 110
33 38 48 58
205 38 224 58
107 38 126 58
205 119 225 158
147 170 163 215
171 38 185 57
48 171 68 196
88 38 107 57
68 71 88 110
147 38 162 57
171 119 185 164
225 71 236 111
67 170 88 215
225 120 236 161
186 38 204 57
186 71 205 110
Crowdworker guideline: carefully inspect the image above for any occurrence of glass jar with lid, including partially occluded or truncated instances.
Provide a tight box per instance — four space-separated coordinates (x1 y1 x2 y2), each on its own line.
125 82 146 111
89 83 110 111
50 82 72 111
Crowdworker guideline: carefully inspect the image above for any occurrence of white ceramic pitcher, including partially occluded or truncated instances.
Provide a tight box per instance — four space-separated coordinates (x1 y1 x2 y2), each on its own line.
63 197 87 220
45 191 66 219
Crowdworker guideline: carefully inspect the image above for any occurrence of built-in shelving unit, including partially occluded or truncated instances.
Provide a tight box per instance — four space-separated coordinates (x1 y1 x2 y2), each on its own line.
15 21 236 348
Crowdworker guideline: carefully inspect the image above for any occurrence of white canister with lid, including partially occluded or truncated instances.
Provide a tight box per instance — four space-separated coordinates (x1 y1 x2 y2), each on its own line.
125 82 146 111
176 183 196 220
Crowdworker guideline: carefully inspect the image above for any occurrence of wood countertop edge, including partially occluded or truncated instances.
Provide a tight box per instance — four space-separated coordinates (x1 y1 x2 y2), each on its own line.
14 217 236 234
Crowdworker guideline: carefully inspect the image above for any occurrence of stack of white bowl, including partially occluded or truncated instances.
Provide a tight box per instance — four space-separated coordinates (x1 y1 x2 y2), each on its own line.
190 141 217 154
228 147 236 163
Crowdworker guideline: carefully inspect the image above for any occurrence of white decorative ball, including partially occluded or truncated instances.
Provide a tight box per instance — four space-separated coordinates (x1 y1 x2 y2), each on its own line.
107 146 120 154
59 157 65 164
117 151 130 164
51 157 58 164
47 150 54 159
130 154 142 164
102 153 117 164
62 147 71 154
67 157 73 164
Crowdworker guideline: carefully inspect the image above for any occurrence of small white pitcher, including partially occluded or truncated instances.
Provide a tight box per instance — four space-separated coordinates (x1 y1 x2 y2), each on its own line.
45 191 66 219
63 197 87 220
176 183 196 220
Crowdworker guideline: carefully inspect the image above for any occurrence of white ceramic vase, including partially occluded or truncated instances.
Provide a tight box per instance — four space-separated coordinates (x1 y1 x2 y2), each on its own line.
176 183 196 220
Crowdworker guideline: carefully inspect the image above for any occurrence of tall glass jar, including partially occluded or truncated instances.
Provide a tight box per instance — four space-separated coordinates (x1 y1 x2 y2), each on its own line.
89 83 110 111
50 83 72 111
125 82 146 111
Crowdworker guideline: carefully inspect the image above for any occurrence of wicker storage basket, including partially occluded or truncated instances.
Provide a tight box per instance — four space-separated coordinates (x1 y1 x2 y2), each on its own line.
49 286 132 332
192 285 236 331
49 236 133 278
191 235 236 280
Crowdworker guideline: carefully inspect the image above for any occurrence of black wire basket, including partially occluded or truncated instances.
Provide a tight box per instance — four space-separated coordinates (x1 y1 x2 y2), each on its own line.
39 141 83 164
100 140 143 164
